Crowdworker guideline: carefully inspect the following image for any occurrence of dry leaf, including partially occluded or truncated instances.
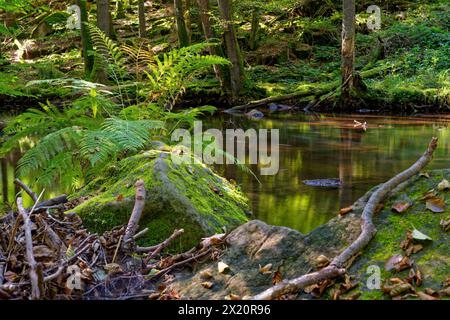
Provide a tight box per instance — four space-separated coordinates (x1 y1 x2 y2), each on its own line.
412 228 432 241
419 172 430 179
201 281 213 289
116 194 124 201
416 291 438 300
218 261 230 274
426 197 446 213
259 263 273 275
104 263 123 275
391 201 412 213
272 267 282 285
199 270 213 280
225 294 241 300
339 206 353 216
316 255 330 269
440 216 450 232
385 254 403 271
437 179 450 191
419 189 437 201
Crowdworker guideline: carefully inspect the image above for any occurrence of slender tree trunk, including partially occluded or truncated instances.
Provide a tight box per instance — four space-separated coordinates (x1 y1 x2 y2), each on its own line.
97 0 113 37
341 0 356 105
249 8 260 51
1 158 8 205
116 1 126 19
76 0 95 77
185 0 192 43
174 0 190 47
138 0 147 38
217 0 245 99
197 0 226 87
95 0 114 83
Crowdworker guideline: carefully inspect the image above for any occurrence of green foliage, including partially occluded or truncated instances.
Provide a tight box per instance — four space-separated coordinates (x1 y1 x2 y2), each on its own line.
145 43 230 109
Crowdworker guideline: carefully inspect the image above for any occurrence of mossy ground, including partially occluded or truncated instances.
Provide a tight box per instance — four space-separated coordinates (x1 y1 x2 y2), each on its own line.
70 150 250 251
348 169 450 300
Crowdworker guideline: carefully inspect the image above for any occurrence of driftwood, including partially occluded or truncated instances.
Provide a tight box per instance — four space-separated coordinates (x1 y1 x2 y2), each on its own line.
252 137 438 300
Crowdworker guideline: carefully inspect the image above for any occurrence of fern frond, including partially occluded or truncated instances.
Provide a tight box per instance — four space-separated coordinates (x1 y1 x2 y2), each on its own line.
16 126 83 178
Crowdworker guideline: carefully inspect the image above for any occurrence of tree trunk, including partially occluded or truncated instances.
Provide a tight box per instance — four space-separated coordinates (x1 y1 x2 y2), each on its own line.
116 1 126 19
1 158 8 205
76 0 95 77
138 0 147 38
196 0 226 87
341 0 356 105
217 0 245 99
249 8 260 51
97 0 113 37
174 0 190 47
185 0 192 43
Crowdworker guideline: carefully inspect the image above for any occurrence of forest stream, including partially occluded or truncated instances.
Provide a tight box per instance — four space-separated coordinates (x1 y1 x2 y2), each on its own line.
2 112 449 234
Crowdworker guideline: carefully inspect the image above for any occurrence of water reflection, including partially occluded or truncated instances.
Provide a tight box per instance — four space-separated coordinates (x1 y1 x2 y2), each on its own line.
206 113 449 234
1 113 449 234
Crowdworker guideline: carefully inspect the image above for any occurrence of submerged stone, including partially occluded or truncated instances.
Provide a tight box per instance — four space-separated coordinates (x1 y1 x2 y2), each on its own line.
70 150 251 250
302 178 342 188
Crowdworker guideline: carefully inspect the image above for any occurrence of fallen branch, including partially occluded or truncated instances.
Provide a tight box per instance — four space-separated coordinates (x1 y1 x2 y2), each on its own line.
122 179 146 251
14 178 38 202
225 64 398 113
17 197 42 300
143 229 184 261
252 137 438 300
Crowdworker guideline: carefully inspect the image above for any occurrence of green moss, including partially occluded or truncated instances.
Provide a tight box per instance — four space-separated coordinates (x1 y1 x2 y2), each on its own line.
349 169 450 298
71 151 250 250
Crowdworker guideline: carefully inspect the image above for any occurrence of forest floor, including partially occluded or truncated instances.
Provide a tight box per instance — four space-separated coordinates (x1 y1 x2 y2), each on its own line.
0 0 448 114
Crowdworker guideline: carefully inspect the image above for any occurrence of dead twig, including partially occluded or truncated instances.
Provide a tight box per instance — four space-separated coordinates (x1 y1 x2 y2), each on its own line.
122 179 146 252
17 197 42 300
14 178 38 203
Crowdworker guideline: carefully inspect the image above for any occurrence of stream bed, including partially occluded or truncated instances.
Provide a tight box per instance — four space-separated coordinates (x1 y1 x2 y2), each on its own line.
1 113 449 234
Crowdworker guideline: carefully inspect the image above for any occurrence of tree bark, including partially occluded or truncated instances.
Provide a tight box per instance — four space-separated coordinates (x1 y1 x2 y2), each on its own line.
76 0 95 77
196 0 226 87
341 0 356 105
138 0 147 38
174 0 190 47
1 158 8 205
97 0 113 37
249 8 260 51
217 0 245 99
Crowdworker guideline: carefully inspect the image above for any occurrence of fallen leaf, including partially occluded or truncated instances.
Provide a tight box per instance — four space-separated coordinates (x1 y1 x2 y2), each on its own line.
272 267 282 285
316 255 330 269
405 244 423 256
225 294 241 300
426 197 446 213
104 263 123 275
389 283 413 297
419 189 437 201
437 179 450 191
343 292 361 300
392 201 412 213
412 228 432 241
339 206 353 216
201 281 213 289
199 270 213 280
259 263 273 275
440 215 450 232
218 261 230 274
385 254 404 271
116 194 124 201
33 245 55 261
419 172 430 179
416 291 438 300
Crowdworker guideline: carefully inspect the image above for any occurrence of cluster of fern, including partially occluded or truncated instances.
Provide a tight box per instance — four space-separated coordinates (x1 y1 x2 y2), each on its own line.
1 28 230 190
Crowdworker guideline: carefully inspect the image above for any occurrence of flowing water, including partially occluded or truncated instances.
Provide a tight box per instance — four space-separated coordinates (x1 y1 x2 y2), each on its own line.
1 113 449 234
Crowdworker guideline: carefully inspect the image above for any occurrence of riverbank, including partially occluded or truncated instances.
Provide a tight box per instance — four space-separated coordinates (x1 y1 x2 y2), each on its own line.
0 1 448 114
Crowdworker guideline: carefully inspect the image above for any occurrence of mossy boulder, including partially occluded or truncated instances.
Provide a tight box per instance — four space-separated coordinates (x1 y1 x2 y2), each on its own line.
167 169 449 299
70 150 251 250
